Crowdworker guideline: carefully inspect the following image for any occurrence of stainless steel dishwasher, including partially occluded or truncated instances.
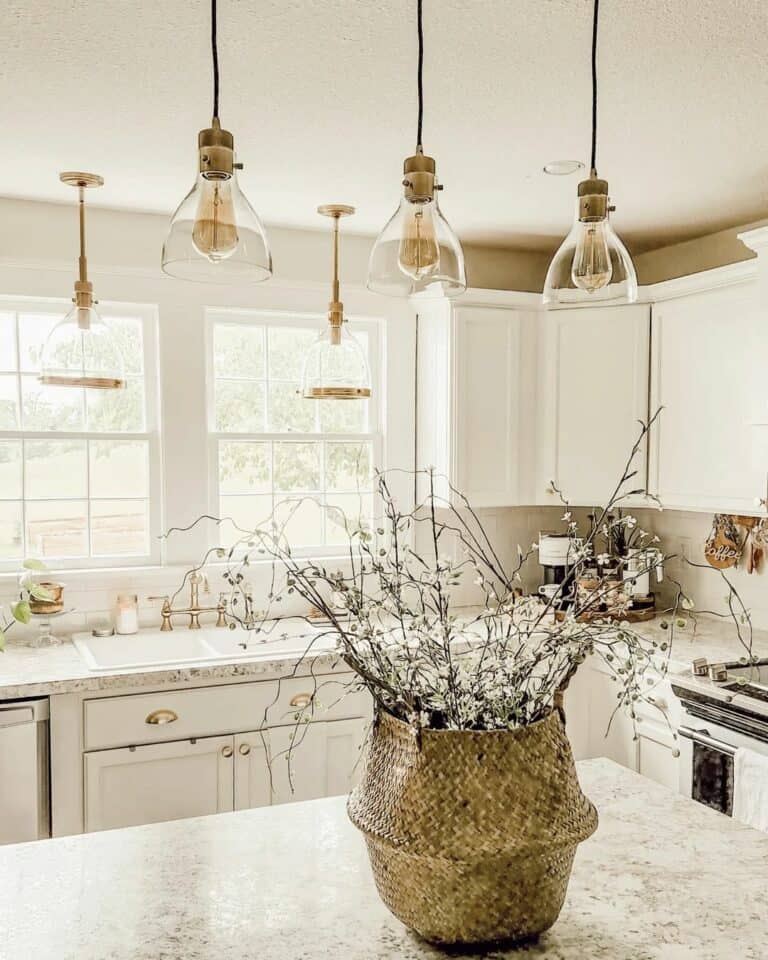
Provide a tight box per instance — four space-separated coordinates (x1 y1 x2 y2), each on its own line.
0 699 51 844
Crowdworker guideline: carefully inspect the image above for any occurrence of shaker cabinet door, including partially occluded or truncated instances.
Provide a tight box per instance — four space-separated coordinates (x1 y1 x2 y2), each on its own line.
539 304 651 506
84 735 235 832
259 718 368 806
233 731 273 811
416 298 536 507
650 284 762 511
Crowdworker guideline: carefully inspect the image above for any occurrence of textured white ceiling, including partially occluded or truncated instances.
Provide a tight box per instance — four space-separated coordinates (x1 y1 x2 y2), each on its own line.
4 0 768 252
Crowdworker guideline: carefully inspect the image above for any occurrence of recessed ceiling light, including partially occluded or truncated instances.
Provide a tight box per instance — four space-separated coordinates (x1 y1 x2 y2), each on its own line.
543 160 585 176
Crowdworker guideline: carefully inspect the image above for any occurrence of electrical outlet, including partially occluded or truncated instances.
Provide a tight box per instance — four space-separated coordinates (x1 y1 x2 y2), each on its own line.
677 537 693 562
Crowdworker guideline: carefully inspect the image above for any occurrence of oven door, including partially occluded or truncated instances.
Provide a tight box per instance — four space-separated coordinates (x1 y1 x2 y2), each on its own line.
678 713 768 816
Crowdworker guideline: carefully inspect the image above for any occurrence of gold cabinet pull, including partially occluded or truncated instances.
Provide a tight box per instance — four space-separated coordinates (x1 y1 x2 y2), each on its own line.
290 693 312 709
145 709 178 725
239 743 251 756
221 745 233 758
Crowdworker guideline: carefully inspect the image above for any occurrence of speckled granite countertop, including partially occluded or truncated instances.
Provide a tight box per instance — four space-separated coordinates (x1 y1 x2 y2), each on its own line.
1 611 766 701
0 758 764 960
0 628 343 700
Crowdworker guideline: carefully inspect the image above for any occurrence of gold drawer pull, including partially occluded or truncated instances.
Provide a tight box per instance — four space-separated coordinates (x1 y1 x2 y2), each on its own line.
239 743 251 756
290 693 312 709
221 745 234 758
145 709 179 725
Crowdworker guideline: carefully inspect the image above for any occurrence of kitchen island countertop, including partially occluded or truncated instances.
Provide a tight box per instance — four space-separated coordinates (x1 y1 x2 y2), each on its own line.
0 758 765 960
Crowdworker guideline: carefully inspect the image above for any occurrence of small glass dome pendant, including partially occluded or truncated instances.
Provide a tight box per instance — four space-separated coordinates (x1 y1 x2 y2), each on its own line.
543 172 637 306
39 173 125 390
301 205 371 400
367 147 466 299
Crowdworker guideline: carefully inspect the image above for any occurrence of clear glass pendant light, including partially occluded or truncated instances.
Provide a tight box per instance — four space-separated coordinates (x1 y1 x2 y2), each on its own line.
162 0 272 283
367 0 465 299
39 173 125 390
301 206 371 399
543 0 637 306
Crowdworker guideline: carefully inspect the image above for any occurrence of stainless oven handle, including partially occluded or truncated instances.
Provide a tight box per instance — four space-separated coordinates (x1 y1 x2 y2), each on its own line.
678 725 736 756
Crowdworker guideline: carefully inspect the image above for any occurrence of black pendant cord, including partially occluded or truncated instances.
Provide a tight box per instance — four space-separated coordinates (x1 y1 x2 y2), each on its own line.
416 0 424 149
211 0 220 120
590 0 599 174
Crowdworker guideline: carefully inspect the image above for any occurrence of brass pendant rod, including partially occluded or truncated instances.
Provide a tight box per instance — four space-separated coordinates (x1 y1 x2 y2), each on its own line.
78 186 88 284
332 213 340 304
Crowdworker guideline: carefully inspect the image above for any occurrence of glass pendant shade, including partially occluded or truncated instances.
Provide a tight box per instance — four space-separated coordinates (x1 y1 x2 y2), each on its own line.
543 203 637 306
301 325 371 400
367 194 466 299
162 170 272 283
39 306 125 389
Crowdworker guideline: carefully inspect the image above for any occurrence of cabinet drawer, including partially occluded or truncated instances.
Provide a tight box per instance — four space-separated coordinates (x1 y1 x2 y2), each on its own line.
265 675 370 728
84 673 369 750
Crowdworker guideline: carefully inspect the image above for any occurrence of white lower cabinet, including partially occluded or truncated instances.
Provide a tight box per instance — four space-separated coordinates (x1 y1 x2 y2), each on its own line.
79 676 371 833
634 717 680 792
566 661 681 791
84 734 235 832
235 718 368 809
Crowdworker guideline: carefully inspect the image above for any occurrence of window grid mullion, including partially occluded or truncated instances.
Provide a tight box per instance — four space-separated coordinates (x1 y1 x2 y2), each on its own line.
210 315 377 557
2 307 155 567
320 440 327 545
263 326 270 434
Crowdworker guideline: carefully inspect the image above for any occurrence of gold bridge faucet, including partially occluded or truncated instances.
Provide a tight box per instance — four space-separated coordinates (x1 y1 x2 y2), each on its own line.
149 573 228 632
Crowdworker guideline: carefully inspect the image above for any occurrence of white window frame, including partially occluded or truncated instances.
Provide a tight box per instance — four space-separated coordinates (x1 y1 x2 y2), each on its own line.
0 296 162 571
205 307 383 560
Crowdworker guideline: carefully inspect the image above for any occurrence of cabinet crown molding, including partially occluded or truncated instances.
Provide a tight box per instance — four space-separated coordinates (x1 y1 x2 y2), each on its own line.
737 225 768 253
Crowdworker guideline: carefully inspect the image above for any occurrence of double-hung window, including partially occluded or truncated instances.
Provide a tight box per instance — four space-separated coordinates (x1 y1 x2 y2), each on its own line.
0 300 160 568
207 309 380 556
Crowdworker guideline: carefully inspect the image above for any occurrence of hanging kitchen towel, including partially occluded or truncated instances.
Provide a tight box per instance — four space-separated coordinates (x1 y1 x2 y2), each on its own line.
732 747 768 833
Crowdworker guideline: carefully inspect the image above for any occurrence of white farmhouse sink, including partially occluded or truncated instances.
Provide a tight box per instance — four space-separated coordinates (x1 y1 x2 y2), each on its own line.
73 630 220 671
72 622 338 672
204 626 338 660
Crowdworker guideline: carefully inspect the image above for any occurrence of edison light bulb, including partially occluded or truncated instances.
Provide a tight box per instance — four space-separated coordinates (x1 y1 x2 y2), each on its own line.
571 220 612 293
397 202 440 280
192 176 239 261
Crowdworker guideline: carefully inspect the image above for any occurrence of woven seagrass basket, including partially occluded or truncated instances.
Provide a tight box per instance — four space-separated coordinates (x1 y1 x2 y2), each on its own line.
347 708 597 946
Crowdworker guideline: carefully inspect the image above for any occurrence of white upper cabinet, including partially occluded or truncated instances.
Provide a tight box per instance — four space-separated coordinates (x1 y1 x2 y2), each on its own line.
650 280 764 512
538 304 651 506
416 294 540 507
415 262 767 515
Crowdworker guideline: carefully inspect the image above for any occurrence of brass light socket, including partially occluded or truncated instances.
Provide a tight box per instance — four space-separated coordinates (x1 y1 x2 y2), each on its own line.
74 280 94 310
577 176 611 222
328 301 344 342
198 119 235 178
403 150 438 202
